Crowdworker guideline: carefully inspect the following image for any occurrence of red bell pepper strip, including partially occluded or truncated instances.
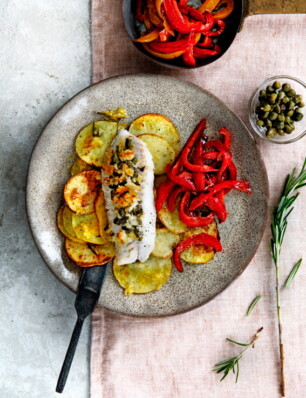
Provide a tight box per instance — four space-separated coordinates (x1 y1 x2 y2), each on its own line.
148 36 192 53
192 138 206 191
194 46 219 59
219 127 231 150
179 192 214 227
227 161 237 180
213 0 234 19
198 11 215 33
163 0 203 34
178 4 205 22
205 19 225 36
159 28 171 41
156 179 176 211
143 44 185 59
174 232 222 271
197 35 213 48
217 151 232 181
167 186 184 212
202 151 220 160
136 0 145 22
167 167 196 191
189 180 252 210
205 139 228 152
204 195 228 222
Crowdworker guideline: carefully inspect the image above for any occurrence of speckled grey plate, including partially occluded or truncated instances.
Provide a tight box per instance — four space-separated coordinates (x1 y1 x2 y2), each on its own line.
26 74 268 317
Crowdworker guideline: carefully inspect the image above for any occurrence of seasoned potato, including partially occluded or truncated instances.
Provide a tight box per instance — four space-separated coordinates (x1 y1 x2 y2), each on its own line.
152 228 180 258
70 156 93 176
65 239 115 267
95 190 109 240
64 170 102 215
129 113 180 155
181 221 218 264
57 205 84 243
158 202 188 234
137 133 175 175
75 121 118 167
72 212 107 245
102 107 128 121
113 256 172 296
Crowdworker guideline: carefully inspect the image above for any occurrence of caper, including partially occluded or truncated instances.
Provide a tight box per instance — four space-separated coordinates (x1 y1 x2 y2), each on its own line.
275 121 285 130
296 94 303 103
278 114 285 122
260 111 269 119
273 81 281 89
277 91 285 100
298 101 305 108
266 85 275 93
288 100 295 110
277 131 285 138
285 116 292 123
287 89 296 97
286 110 294 117
268 93 278 103
261 104 271 112
282 83 291 92
259 89 266 98
265 119 272 128
274 104 281 114
266 128 277 138
282 96 290 104
269 112 278 121
284 125 294 134
256 119 264 127
292 112 304 121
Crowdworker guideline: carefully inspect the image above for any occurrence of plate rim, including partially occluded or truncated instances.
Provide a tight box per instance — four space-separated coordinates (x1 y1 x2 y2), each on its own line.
26 73 269 318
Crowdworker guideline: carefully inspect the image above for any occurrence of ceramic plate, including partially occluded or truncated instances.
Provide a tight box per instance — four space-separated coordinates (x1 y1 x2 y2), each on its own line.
26 74 268 317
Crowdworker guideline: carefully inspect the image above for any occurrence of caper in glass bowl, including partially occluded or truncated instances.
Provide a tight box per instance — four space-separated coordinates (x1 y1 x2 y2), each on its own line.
249 76 306 144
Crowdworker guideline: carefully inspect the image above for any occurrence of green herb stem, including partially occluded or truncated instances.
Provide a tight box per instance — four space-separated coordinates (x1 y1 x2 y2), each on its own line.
285 258 302 288
247 295 261 316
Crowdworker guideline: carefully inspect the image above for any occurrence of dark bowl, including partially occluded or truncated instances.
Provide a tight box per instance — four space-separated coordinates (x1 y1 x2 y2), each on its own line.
122 0 243 69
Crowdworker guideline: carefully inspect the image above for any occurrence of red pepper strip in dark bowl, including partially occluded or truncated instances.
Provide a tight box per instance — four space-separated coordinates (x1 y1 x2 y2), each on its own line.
163 0 204 34
156 179 176 211
178 4 206 22
179 192 214 227
189 180 252 211
193 45 220 59
204 19 225 36
174 233 223 272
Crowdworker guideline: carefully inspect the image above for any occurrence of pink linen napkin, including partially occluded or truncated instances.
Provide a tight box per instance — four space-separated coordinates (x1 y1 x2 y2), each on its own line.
91 3 306 397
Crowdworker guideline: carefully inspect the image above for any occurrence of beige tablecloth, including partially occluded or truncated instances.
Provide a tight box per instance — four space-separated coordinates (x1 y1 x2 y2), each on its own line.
90 3 306 397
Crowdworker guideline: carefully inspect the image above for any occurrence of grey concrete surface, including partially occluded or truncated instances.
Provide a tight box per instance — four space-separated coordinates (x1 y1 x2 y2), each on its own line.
0 1 91 397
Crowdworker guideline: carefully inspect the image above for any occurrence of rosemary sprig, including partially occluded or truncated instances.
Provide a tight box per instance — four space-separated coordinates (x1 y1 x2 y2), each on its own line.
213 327 263 383
247 295 261 316
270 158 306 397
285 258 302 288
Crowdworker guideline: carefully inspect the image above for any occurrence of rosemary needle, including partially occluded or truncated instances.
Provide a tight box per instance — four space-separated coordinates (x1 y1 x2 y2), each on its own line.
285 258 302 288
247 295 261 316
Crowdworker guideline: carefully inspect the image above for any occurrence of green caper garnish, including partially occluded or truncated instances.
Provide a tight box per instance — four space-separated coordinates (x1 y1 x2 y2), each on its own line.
261 104 271 112
282 96 290 104
268 93 278 103
259 89 266 98
275 122 285 130
286 109 294 117
296 94 303 103
274 104 281 113
277 130 285 136
285 116 291 123
288 100 295 110
267 85 275 93
277 91 285 100
282 83 291 92
269 112 278 121
273 81 281 89
256 119 264 127
287 89 296 97
265 119 272 128
278 114 285 122
266 128 277 138
298 102 305 108
284 125 294 134
292 112 304 121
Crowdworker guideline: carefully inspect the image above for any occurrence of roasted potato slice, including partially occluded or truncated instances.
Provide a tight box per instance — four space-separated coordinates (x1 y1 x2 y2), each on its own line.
129 113 180 156
158 202 188 234
64 170 102 215
113 255 172 296
75 121 118 167
152 228 181 258
181 221 218 264
57 205 84 243
72 212 107 245
137 133 175 175
95 190 110 240
70 156 93 176
65 239 115 267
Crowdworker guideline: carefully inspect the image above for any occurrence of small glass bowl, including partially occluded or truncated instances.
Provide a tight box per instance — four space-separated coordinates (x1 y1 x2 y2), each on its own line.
249 75 306 144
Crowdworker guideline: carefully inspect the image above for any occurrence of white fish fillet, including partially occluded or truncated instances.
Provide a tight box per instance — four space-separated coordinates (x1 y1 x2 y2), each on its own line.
101 130 156 265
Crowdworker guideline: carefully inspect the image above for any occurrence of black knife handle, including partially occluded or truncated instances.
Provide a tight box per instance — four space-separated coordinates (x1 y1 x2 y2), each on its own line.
56 317 84 393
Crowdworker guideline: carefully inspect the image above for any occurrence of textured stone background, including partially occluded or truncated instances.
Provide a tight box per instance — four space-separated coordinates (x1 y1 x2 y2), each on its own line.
0 1 91 396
